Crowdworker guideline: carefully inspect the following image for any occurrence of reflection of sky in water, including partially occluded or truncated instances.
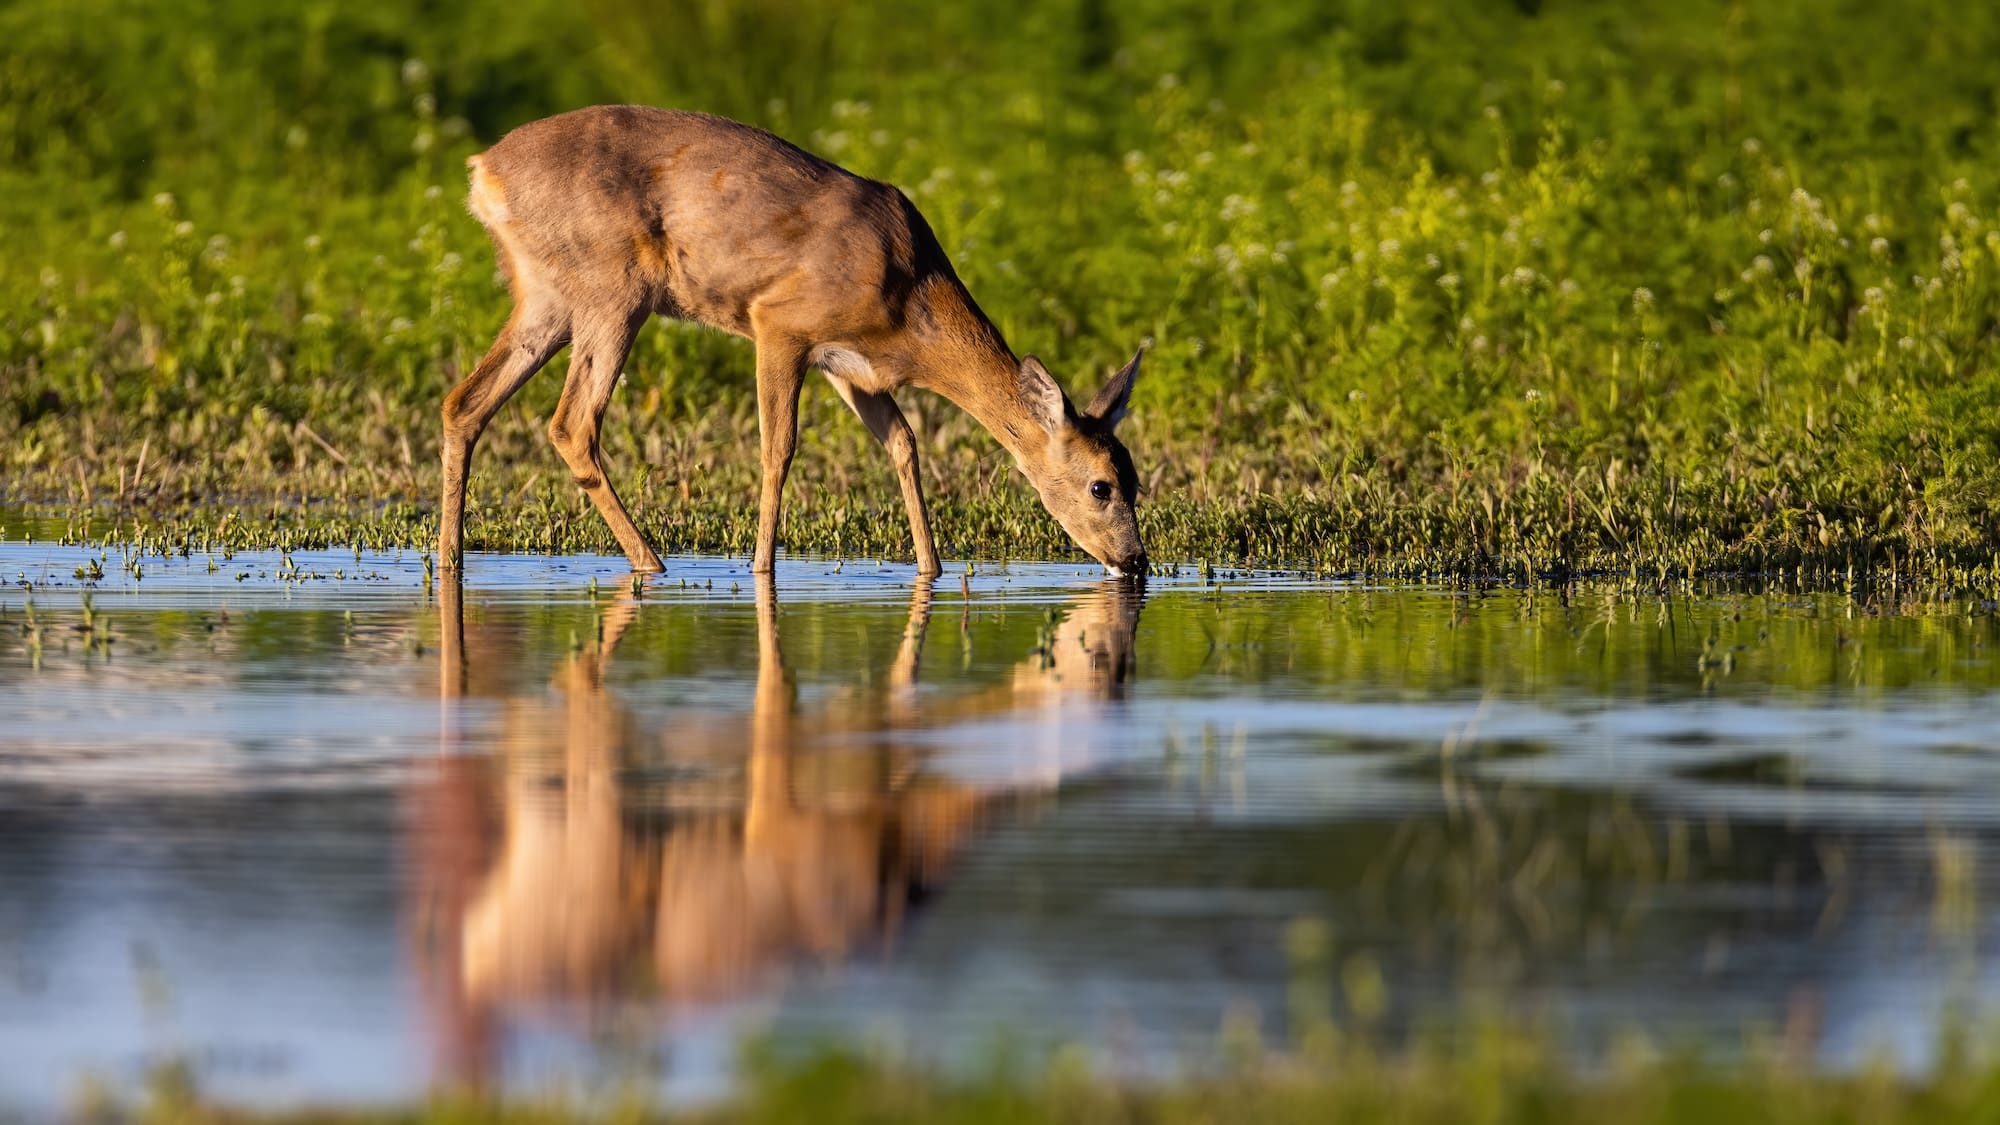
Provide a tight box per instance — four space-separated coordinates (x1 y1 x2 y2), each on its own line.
1 542 1999 1111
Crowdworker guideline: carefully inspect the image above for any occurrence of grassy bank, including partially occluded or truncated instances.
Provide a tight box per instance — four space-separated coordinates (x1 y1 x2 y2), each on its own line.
6 0 2000 580
73 1029 2000 1124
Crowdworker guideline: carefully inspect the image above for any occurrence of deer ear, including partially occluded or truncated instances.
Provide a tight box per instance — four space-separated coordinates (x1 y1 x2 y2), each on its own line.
1018 355 1070 434
1084 347 1142 430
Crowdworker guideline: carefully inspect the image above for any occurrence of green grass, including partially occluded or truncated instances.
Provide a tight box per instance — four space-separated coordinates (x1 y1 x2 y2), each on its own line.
6 0 2000 582
69 1026 2000 1124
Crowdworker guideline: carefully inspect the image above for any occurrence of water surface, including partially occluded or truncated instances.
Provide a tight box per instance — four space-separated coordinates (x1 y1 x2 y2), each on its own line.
3 541 2000 1111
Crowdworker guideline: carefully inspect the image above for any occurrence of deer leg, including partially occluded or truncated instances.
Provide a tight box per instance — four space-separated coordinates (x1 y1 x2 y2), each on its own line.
824 375 941 575
547 310 662 573
751 336 810 574
439 300 570 569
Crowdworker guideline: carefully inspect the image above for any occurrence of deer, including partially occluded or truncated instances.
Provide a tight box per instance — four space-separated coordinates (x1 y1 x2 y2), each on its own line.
437 105 1148 578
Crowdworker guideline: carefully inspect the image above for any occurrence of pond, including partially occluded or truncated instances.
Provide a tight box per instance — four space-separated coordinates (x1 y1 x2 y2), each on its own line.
2 540 1999 1112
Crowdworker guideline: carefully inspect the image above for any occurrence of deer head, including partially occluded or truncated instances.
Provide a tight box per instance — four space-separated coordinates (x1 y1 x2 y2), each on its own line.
1014 348 1147 575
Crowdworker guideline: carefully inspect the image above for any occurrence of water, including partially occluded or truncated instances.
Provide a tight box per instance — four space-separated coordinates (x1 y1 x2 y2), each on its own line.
3 540 2000 1112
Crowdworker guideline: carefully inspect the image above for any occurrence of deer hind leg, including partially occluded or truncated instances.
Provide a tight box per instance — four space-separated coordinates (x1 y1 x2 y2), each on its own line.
824 374 941 575
548 309 662 573
751 334 811 574
438 297 570 570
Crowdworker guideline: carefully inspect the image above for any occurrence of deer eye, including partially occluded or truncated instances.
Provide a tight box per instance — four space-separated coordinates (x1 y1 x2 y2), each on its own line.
1089 480 1113 502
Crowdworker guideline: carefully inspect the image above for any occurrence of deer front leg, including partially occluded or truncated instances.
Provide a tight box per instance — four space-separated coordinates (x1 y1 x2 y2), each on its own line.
824 375 941 575
752 336 810 574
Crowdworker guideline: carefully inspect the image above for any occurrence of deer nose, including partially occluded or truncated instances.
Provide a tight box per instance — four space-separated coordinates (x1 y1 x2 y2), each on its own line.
1121 551 1149 576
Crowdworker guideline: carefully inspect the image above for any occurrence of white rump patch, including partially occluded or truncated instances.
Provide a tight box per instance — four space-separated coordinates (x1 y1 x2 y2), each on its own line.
465 155 511 226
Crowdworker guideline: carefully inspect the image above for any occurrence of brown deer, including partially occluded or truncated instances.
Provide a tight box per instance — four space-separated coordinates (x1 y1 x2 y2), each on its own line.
437 106 1147 577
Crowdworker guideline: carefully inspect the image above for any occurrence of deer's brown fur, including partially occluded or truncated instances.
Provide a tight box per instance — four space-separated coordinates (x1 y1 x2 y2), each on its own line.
437 106 1147 576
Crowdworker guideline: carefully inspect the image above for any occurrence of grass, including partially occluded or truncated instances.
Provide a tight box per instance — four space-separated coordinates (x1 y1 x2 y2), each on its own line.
66 1024 2000 1124
5 0 2000 583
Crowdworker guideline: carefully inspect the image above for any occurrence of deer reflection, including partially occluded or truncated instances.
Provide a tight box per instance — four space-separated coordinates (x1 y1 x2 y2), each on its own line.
417 573 1143 1086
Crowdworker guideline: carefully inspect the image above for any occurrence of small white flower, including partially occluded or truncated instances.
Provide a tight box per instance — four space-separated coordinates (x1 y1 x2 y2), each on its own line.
1870 237 1890 257
173 220 194 238
107 230 127 249
1524 388 1543 402
1631 287 1655 310
401 58 429 88
1438 273 1461 290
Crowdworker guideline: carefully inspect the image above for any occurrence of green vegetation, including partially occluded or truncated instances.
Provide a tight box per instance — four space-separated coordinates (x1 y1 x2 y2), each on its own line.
7 0 2000 580
72 1030 2000 1124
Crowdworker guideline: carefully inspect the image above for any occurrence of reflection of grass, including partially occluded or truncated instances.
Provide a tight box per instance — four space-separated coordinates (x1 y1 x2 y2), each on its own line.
8 1 2000 579
73 1024 2000 1124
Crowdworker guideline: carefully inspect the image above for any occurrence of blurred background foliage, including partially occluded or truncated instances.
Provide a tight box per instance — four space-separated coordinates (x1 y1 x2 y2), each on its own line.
5 0 2000 572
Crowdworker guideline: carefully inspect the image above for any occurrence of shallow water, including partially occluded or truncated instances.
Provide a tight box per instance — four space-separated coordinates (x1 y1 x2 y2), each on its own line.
3 540 2000 1111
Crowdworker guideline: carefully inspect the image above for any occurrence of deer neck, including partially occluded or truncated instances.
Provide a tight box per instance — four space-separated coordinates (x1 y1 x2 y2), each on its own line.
908 279 1052 476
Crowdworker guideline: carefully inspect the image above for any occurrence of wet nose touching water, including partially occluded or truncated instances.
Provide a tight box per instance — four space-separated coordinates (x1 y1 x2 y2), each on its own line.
4 541 2000 1110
